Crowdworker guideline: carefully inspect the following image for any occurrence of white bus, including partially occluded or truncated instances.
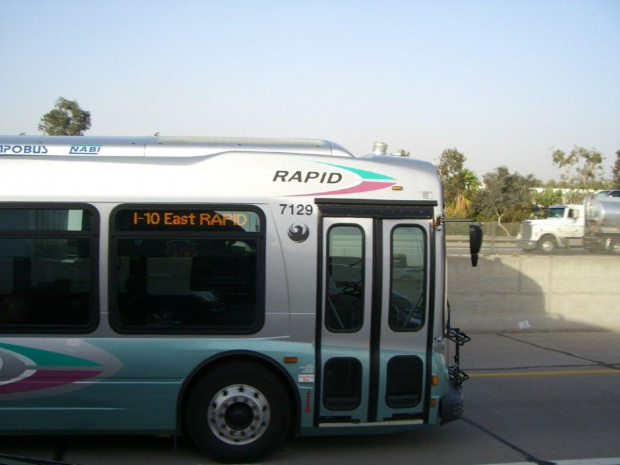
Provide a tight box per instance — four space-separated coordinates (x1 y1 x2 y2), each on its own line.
0 136 481 463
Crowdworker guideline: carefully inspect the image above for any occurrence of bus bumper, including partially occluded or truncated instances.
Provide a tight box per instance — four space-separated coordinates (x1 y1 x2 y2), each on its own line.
440 384 464 424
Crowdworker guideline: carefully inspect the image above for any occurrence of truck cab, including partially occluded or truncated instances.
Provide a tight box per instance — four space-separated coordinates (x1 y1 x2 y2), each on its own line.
516 204 585 253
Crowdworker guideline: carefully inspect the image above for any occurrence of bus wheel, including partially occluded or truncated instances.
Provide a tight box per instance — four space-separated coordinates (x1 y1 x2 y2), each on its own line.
186 362 291 463
538 235 556 254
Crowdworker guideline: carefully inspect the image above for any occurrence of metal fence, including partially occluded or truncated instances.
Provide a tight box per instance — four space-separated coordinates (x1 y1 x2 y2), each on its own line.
445 221 520 252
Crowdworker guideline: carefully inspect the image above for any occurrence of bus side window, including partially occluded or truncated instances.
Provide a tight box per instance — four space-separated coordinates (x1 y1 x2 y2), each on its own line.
114 240 260 332
111 207 265 334
0 207 97 332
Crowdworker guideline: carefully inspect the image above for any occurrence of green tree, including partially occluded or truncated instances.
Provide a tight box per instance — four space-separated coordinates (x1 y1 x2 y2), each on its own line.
436 148 467 209
551 146 606 201
449 168 481 218
613 150 620 188
533 188 563 207
473 166 536 235
461 168 481 198
38 97 91 136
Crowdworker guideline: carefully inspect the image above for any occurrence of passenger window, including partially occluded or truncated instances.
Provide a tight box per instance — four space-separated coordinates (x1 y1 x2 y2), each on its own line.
0 207 97 332
111 207 264 334
325 225 364 332
389 226 425 331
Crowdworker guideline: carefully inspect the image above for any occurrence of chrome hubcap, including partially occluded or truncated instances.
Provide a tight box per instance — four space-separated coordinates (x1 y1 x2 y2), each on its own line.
208 384 270 445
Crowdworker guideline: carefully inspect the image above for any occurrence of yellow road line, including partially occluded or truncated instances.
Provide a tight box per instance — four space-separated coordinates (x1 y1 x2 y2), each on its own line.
469 368 619 378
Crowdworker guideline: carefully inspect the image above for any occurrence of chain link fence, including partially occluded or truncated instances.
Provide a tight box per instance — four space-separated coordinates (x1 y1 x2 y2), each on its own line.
445 221 521 252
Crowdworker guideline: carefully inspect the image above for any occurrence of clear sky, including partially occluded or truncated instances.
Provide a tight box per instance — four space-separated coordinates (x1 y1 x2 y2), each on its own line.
1 0 618 181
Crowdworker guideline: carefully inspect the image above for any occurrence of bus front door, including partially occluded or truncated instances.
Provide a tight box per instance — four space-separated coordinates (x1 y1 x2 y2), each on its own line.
319 216 430 426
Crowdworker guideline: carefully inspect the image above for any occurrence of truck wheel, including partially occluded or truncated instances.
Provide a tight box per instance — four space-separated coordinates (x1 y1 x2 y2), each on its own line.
609 238 620 255
538 236 556 254
186 362 291 463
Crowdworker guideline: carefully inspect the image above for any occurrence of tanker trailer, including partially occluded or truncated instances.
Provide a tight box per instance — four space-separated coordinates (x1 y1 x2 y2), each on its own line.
584 194 620 254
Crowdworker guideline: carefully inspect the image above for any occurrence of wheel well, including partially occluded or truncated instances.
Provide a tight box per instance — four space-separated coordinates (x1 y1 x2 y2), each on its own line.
177 352 300 438
539 234 558 246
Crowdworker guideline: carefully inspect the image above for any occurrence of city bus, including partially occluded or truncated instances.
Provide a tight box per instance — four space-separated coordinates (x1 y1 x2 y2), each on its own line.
0 136 482 463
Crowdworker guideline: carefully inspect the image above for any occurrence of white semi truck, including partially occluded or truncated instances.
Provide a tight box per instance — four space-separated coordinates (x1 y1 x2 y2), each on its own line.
516 195 620 254
516 204 584 253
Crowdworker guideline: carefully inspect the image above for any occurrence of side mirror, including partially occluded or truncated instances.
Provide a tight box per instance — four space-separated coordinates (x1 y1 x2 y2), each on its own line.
469 224 483 267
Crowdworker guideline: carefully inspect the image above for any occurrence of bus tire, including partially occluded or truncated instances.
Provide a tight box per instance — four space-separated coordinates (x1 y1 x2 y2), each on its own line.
538 235 556 254
185 362 291 464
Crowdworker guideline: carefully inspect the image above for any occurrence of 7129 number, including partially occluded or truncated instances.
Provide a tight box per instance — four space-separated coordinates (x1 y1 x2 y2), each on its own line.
280 204 313 215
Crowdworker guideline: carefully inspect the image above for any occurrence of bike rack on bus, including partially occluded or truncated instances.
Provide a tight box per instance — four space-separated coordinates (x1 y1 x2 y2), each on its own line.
446 311 471 388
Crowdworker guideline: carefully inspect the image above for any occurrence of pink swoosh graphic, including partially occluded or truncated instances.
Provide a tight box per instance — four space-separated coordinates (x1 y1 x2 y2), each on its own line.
0 369 103 395
293 181 396 197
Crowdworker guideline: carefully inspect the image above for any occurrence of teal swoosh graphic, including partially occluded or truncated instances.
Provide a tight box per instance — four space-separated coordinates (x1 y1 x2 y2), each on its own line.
0 343 101 367
317 162 395 181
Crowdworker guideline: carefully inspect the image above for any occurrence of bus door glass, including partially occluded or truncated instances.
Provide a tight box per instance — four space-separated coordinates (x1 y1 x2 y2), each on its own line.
320 217 373 422
319 216 430 424
377 220 428 422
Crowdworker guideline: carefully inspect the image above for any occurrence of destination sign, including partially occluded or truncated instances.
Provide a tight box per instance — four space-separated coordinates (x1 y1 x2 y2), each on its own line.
115 209 260 232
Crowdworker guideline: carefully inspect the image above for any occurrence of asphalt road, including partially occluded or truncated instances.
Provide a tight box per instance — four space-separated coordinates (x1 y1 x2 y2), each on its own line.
0 332 618 465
